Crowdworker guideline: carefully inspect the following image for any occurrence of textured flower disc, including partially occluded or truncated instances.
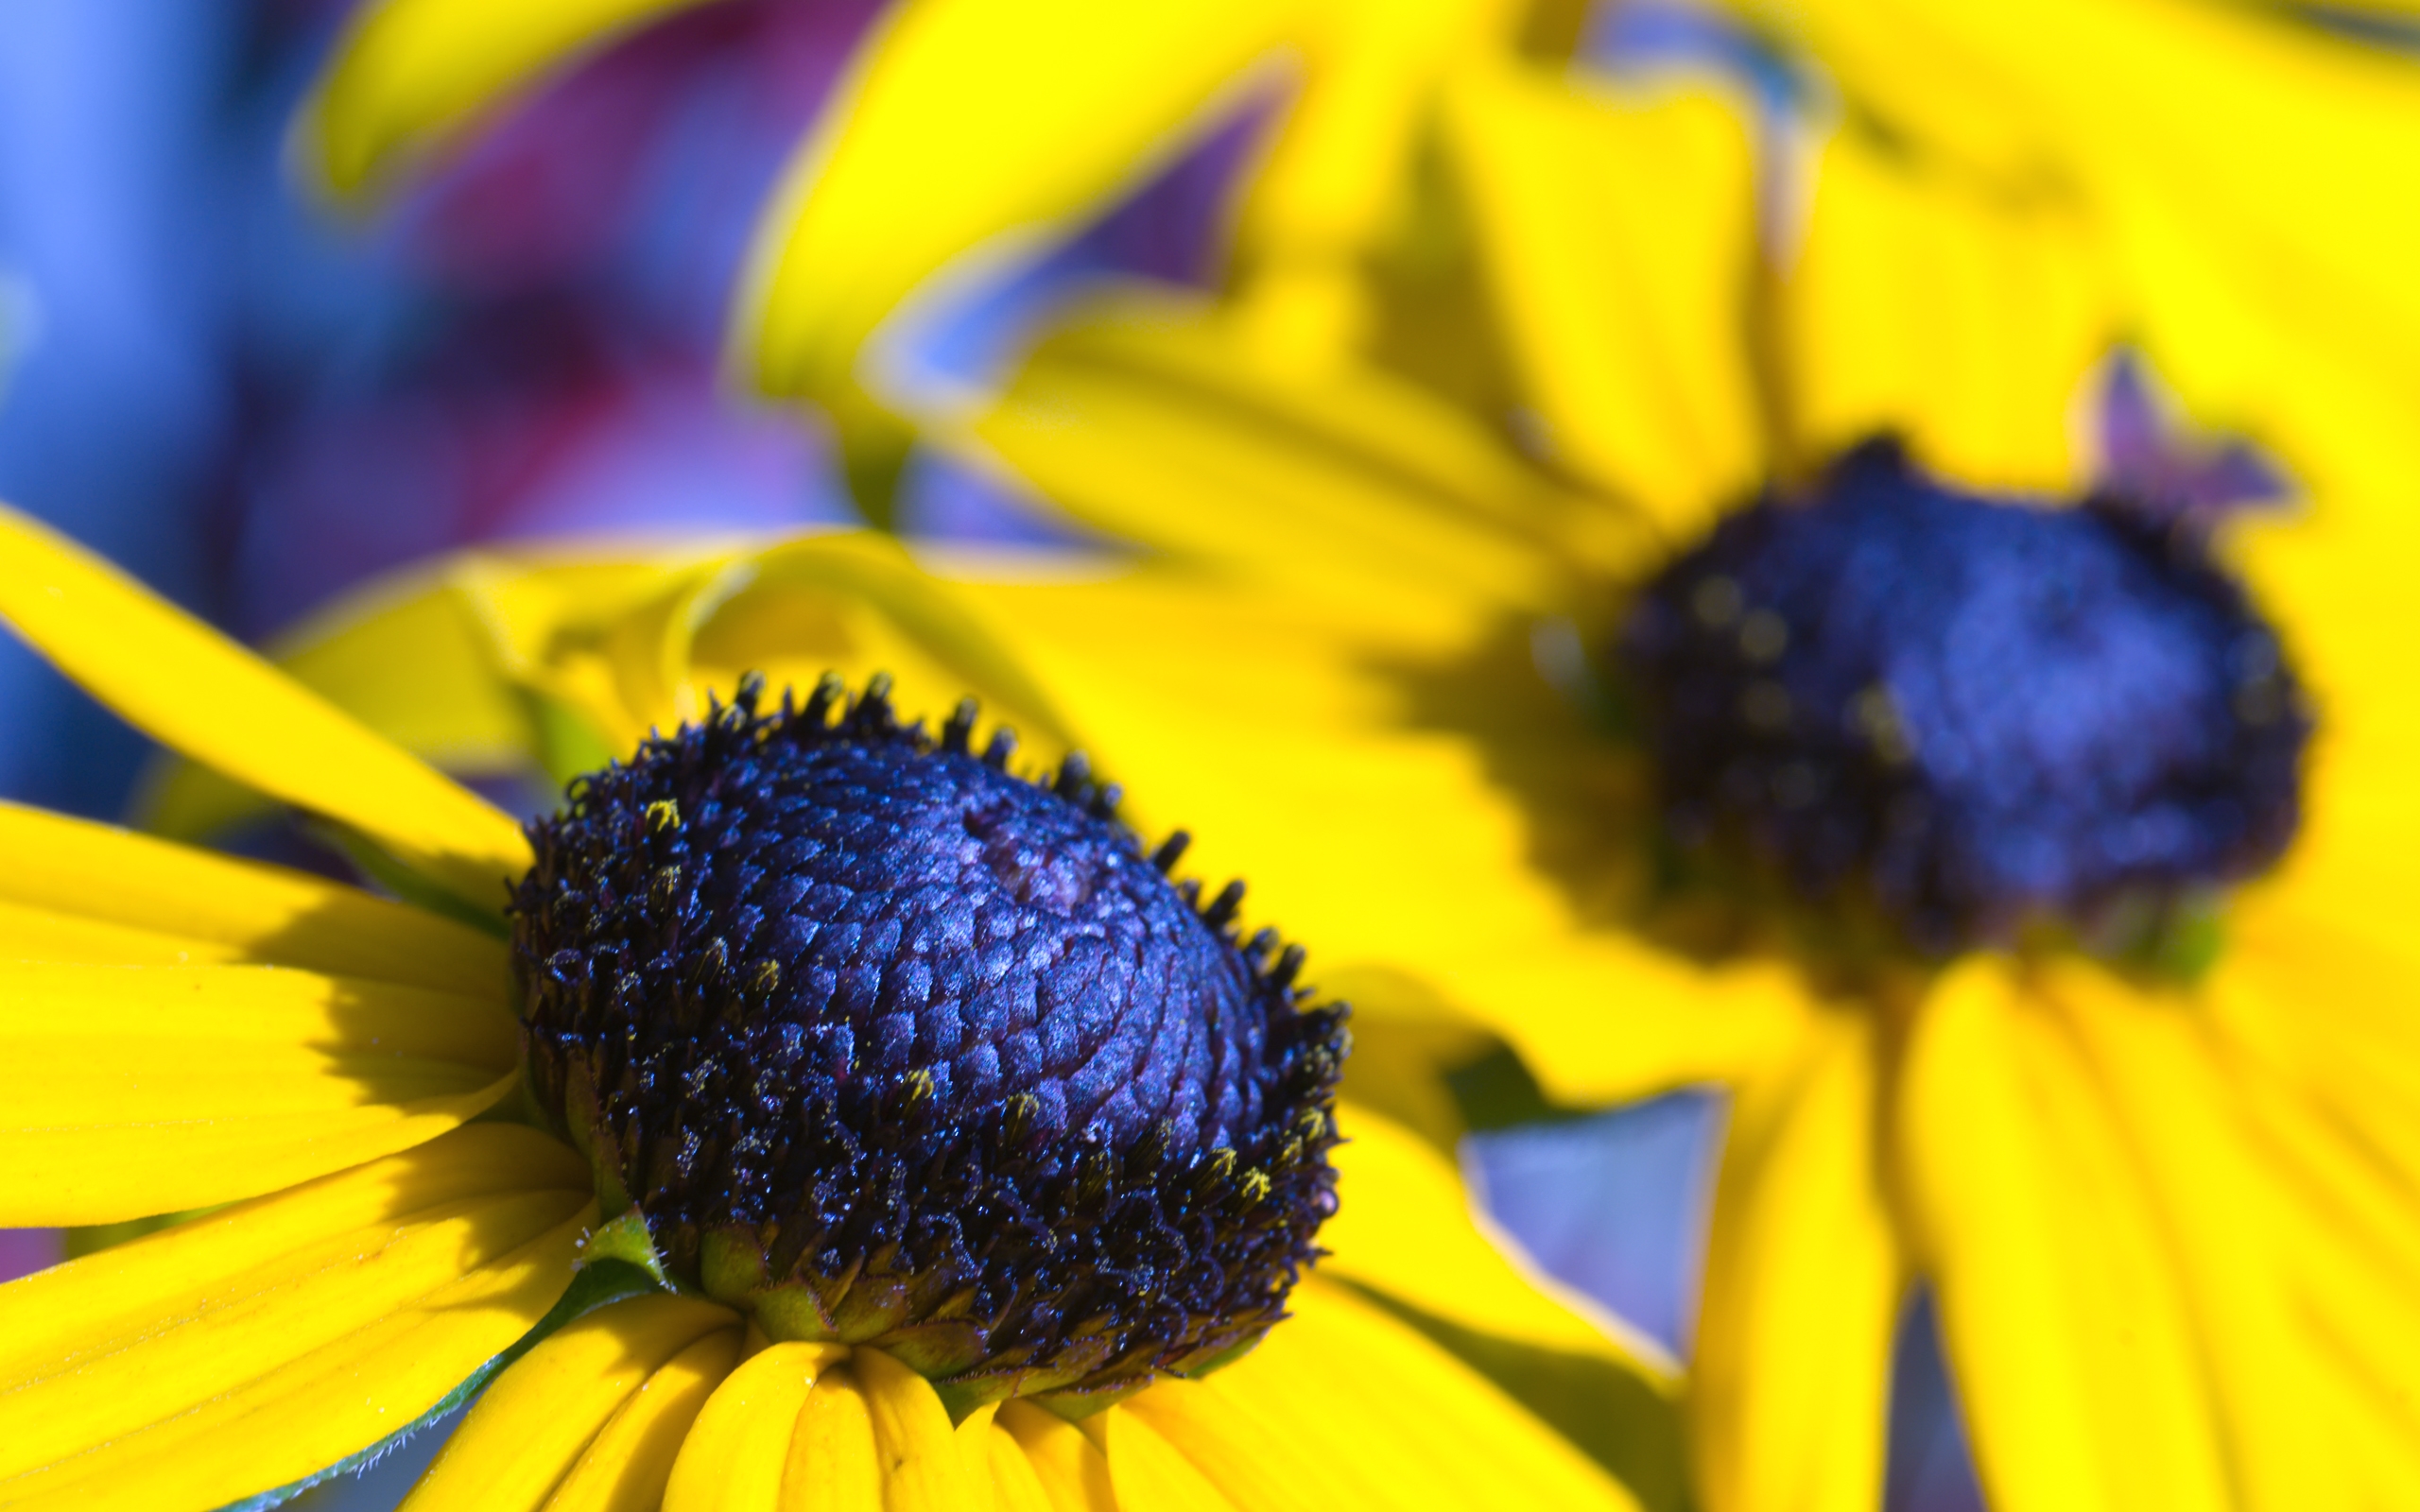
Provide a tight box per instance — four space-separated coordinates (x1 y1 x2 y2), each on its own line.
510 674 1348 1410
1617 439 2311 956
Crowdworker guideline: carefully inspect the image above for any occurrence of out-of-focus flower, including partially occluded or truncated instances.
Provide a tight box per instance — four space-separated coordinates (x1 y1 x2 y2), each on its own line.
882 125 2417 1508
0 505 1673 1512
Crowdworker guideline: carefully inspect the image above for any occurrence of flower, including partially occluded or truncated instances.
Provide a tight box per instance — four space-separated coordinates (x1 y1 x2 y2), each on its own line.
0 506 1668 1511
811 146 2417 1512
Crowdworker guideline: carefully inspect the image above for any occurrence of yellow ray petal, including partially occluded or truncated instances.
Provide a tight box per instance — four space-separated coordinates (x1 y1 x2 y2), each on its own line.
0 800 508 994
0 1124 591 1511
1687 1013 1899 1512
1780 125 2115 495
0 506 531 911
302 0 720 200
1322 1102 1675 1378
661 1339 850 1512
1895 960 2231 1512
855 1348 983 1510
2058 962 2364 1510
963 294 1589 617
545 1327 748 1512
780 1361 882 1512
996 1400 1117 1512
1442 60 1765 533
1225 0 1517 374
1730 0 2420 510
1102 1408 1242 1512
0 959 521 1225
1191 1274 1642 1510
978 1409 1062 1512
738 0 1300 404
401 1293 740 1512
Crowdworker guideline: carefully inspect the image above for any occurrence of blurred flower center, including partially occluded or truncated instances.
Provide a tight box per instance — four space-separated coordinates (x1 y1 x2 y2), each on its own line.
509 674 1347 1410
1616 440 2310 962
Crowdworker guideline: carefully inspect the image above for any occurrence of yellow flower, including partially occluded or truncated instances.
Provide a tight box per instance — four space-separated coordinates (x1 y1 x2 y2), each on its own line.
0 506 1672 1512
822 140 2415 1509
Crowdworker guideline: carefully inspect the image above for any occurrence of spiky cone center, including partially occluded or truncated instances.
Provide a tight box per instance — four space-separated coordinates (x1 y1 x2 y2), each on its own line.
509 674 1348 1414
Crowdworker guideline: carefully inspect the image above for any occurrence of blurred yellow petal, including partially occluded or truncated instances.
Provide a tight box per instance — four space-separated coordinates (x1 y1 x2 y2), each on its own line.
1688 1014 1899 1512
1198 1275 1643 1511
402 1294 740 1512
0 505 530 911
1734 0 2420 509
302 0 718 200
1895 960 2230 1512
1443 61 1765 533
738 0 1299 404
545 1327 749 1512
0 799 507 994
0 960 521 1225
0 1124 592 1511
965 294 1586 616
662 1339 850 1512
996 1400 1117 1512
1780 125 2115 494
1226 0 1515 373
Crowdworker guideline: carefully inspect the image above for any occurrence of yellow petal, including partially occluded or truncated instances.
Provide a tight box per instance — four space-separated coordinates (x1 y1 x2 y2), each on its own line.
977 1409 1061 1512
1687 1013 1900 1512
1190 1274 1643 1510
0 1124 592 1511
852 1348 980 1510
1780 123 2115 495
674 532 1080 760
0 799 507 995
965 294 1583 617
780 1362 883 1512
1441 60 1765 533
662 1339 851 1512
2055 962 2358 1510
142 553 545 843
0 505 530 911
738 0 1299 404
1323 1102 1675 1379
0 959 521 1225
402 1294 740 1512
1101 1408 1242 1512
546 1327 749 1512
995 1400 1116 1512
1894 959 2231 1512
301 0 719 200
1729 0 2420 511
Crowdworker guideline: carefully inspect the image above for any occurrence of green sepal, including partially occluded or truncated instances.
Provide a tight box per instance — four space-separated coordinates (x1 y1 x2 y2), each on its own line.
579 1208 673 1290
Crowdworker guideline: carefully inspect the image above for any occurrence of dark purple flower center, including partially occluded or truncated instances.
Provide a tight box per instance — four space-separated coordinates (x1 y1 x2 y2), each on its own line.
1616 440 2310 956
510 675 1346 1409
